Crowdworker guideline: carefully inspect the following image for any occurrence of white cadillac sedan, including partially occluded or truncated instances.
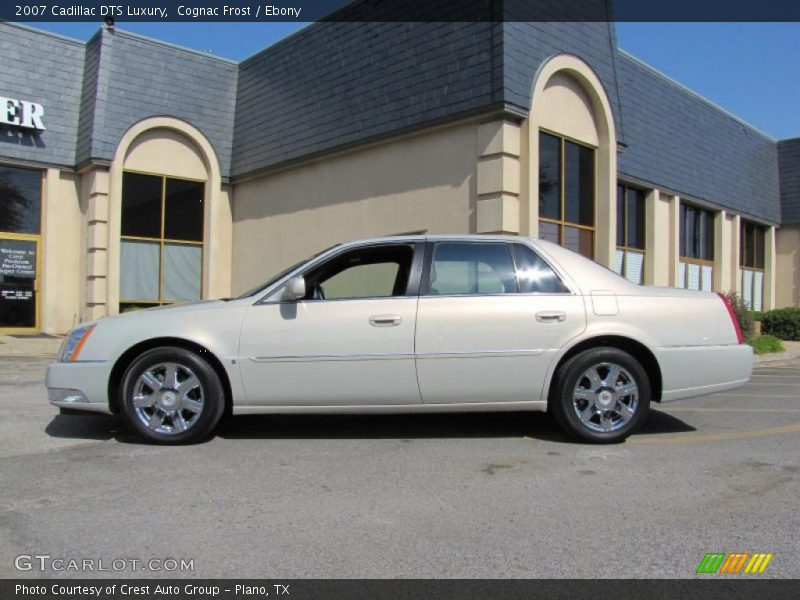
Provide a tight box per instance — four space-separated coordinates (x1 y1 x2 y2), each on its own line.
47 235 752 444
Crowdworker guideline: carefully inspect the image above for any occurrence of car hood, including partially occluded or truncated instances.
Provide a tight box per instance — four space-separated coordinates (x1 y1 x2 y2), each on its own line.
111 299 234 319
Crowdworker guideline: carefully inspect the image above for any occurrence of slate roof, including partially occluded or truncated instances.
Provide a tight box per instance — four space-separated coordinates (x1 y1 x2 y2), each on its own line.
1 13 796 225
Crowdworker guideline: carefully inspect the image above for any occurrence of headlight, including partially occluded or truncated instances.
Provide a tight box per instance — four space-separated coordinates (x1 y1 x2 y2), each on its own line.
58 324 96 362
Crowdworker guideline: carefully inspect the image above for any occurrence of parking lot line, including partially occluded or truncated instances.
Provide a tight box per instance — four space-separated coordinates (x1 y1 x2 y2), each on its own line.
723 393 800 398
660 407 800 413
630 420 800 445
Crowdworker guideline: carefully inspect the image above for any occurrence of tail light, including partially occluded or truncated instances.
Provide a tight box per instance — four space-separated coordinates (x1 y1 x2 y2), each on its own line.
717 293 744 344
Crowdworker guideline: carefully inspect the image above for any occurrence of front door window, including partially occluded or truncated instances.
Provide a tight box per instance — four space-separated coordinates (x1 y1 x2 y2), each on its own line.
299 244 415 301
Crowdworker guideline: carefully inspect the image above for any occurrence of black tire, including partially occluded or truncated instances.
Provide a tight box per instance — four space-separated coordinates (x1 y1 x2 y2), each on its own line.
550 347 650 443
120 346 225 444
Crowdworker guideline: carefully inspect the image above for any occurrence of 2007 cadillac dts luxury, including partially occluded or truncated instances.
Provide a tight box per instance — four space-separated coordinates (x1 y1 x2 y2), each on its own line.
47 235 752 444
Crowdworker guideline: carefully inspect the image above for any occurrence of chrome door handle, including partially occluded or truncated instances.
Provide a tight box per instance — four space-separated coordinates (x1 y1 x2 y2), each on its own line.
536 311 566 323
369 314 402 327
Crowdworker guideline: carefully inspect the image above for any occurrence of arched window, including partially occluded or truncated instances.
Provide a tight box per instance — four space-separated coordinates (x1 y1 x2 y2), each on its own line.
527 56 617 266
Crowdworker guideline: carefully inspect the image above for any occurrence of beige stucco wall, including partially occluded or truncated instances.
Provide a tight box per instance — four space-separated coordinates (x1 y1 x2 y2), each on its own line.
40 169 82 334
123 128 208 180
231 123 478 295
537 72 599 147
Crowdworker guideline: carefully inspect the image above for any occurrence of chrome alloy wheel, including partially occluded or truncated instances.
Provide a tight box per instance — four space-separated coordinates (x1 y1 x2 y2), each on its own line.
132 362 204 435
571 362 638 433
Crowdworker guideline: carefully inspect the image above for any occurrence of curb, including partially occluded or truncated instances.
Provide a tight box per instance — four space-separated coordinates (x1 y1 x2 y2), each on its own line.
0 335 62 358
753 351 796 365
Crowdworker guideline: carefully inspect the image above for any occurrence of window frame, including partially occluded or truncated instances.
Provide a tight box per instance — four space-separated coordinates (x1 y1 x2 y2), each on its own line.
740 219 766 271
538 129 597 260
260 241 425 305
678 203 715 291
739 219 766 311
679 203 715 263
615 182 647 284
119 169 206 309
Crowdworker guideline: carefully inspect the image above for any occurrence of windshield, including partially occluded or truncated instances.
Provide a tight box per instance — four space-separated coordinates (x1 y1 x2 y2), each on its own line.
235 244 341 299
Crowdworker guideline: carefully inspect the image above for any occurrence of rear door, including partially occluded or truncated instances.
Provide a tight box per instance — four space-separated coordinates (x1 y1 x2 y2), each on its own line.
414 240 586 404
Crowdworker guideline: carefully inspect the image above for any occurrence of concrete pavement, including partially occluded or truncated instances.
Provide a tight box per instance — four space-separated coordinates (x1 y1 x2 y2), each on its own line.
0 333 62 357
1 355 798 579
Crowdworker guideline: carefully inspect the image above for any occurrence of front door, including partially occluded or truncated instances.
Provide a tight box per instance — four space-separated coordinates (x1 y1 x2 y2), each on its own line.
238 242 423 406
0 166 42 333
415 240 586 404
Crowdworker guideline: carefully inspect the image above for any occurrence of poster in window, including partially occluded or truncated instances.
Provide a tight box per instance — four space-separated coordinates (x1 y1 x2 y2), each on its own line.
0 238 36 328
678 262 686 289
0 239 36 279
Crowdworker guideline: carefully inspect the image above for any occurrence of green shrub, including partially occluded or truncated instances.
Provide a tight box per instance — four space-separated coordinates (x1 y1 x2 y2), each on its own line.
722 291 754 341
760 307 800 341
750 334 785 355
750 310 763 322
121 304 146 313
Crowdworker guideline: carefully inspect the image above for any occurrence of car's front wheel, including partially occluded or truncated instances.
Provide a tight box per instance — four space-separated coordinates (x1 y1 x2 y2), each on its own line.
120 347 225 444
550 347 650 443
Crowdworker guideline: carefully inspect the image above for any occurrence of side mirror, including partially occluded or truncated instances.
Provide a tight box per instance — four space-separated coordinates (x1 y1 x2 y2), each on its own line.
282 276 306 302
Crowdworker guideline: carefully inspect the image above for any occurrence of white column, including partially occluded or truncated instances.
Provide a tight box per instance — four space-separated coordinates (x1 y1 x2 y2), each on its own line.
764 226 777 310
730 214 741 296
713 210 732 292
644 188 670 286
82 167 111 321
668 195 681 286
475 120 521 235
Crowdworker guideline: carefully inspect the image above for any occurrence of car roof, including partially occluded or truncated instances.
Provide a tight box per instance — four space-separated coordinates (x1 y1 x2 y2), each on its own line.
338 233 532 246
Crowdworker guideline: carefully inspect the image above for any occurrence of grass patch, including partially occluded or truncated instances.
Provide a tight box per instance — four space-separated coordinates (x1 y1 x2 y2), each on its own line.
749 334 785 355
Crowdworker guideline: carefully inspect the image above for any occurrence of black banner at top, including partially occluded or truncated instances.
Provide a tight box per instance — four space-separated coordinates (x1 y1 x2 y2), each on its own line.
3 0 800 22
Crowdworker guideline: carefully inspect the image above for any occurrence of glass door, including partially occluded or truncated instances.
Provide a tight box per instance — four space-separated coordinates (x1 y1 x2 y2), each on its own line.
1 164 43 333
0 235 39 332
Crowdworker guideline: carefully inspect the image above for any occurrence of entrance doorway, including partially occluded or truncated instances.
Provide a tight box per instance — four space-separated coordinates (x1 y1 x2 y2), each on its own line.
0 166 42 333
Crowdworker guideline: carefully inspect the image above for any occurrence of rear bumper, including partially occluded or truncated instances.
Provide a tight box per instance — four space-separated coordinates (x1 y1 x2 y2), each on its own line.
46 361 113 414
654 344 753 402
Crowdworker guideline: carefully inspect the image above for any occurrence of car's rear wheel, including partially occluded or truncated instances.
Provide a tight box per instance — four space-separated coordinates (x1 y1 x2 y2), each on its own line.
550 347 650 443
120 347 225 444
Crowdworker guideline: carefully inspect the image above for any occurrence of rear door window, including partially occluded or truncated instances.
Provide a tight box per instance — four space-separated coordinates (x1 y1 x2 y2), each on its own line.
511 244 570 293
427 242 517 295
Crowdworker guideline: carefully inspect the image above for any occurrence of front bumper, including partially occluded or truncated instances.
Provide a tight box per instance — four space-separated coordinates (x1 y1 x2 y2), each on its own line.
46 361 114 414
